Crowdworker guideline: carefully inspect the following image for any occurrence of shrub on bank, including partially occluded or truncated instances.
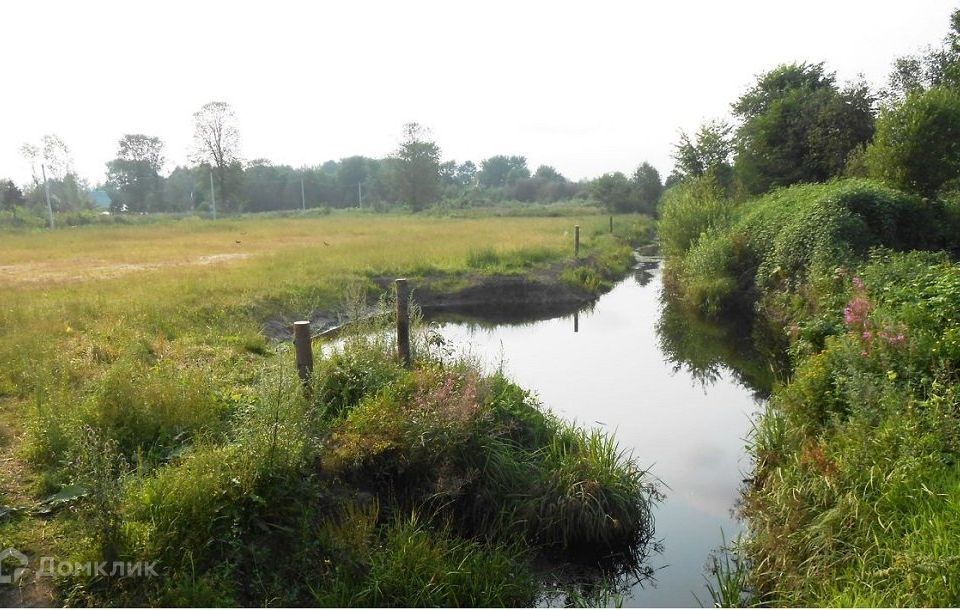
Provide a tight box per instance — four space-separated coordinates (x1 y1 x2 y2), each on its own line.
51 307 658 606
675 179 943 315
743 251 960 605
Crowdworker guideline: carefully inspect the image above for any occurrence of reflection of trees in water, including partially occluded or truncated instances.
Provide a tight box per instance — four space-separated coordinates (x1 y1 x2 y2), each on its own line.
656 291 787 399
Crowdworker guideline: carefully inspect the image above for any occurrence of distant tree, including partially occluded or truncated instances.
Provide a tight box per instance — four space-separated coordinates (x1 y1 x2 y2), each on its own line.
0 179 24 215
337 156 370 206
438 160 458 187
105 134 165 212
242 161 292 212
391 122 441 211
591 172 640 213
455 161 477 187
164 166 206 212
884 9 960 104
192 101 241 211
672 120 734 189
632 162 663 214
478 155 528 188
732 62 875 195
534 165 565 181
20 135 72 183
866 86 960 196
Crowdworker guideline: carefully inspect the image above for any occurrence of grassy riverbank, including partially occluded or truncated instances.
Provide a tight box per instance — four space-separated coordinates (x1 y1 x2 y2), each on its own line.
661 178 960 605
0 212 655 606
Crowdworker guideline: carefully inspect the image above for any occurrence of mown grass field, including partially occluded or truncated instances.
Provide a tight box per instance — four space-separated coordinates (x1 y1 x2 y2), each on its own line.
0 211 655 606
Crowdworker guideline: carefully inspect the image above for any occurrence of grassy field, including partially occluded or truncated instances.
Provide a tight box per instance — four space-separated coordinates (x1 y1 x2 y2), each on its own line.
0 211 656 606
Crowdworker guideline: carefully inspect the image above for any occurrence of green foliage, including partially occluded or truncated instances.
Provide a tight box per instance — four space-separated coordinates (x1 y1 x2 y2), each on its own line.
733 63 875 195
672 120 734 188
657 175 734 257
866 86 960 197
391 122 442 211
675 179 942 315
590 172 639 214
311 511 537 607
742 252 960 605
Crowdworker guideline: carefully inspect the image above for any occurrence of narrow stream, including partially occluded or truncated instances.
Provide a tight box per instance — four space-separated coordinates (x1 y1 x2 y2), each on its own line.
428 264 762 606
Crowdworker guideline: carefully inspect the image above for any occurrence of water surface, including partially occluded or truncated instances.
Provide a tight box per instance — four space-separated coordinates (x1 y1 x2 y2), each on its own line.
431 266 760 606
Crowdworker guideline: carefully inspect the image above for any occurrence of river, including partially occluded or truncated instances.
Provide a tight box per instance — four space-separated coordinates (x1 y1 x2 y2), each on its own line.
428 263 762 606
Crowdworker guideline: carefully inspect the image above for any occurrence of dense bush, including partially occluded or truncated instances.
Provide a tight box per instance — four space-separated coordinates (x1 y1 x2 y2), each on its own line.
675 179 944 315
743 251 960 605
657 176 734 257
866 86 960 197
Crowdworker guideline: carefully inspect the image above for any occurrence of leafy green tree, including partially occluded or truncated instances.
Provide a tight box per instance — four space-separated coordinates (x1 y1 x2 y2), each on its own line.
105 134 165 212
534 165 565 181
391 122 441 211
672 120 734 189
591 172 640 213
164 166 207 212
884 9 960 103
866 86 960 196
192 101 242 211
0 179 24 216
732 62 875 195
632 162 663 214
337 156 370 206
243 160 292 212
478 155 528 188
455 161 477 187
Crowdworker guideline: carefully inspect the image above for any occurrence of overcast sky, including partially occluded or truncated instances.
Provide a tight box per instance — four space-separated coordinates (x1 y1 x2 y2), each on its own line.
2 0 956 185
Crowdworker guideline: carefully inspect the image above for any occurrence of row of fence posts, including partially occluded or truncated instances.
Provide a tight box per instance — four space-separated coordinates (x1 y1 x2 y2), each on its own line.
292 219 614 389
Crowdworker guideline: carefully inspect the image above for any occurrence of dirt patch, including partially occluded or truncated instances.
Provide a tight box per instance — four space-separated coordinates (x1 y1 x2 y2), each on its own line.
0 253 252 286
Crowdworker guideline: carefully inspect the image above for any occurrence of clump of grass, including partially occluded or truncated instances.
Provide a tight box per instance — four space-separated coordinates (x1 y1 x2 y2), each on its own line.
701 532 752 608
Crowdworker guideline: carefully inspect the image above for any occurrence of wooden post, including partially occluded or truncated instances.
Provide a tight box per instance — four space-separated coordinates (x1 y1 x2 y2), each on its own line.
396 278 411 368
609 215 613 233
293 321 314 389
574 310 579 333
574 225 580 259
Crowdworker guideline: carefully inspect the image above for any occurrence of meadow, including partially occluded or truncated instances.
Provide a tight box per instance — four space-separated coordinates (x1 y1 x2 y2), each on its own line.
0 210 657 606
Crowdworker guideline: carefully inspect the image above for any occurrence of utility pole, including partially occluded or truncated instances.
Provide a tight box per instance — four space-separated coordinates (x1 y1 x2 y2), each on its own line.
209 170 217 220
358 182 363 209
301 177 306 211
41 163 54 229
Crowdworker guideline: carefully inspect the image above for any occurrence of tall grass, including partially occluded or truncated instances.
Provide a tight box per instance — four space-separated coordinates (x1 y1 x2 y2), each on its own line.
0 214 657 606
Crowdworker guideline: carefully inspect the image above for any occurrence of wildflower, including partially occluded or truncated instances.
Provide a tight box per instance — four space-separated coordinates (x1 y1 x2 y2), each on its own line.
844 296 871 327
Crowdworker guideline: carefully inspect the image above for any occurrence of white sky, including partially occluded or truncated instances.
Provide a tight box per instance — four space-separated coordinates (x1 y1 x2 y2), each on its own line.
1 0 956 185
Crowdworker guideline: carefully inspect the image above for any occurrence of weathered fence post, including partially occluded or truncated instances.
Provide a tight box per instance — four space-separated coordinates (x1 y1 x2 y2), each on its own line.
574 310 579 333
609 215 613 233
293 320 314 390
396 278 411 368
574 225 581 259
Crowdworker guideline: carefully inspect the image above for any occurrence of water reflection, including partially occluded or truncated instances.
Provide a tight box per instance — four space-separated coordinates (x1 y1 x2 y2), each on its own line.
655 289 788 399
427 265 762 607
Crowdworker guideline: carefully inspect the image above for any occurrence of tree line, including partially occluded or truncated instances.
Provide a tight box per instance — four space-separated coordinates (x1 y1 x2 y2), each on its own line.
1 104 664 223
662 9 960 205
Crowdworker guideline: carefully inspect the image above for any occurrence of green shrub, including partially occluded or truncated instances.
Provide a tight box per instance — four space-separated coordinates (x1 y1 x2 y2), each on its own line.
866 86 960 197
678 179 942 315
658 176 735 256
